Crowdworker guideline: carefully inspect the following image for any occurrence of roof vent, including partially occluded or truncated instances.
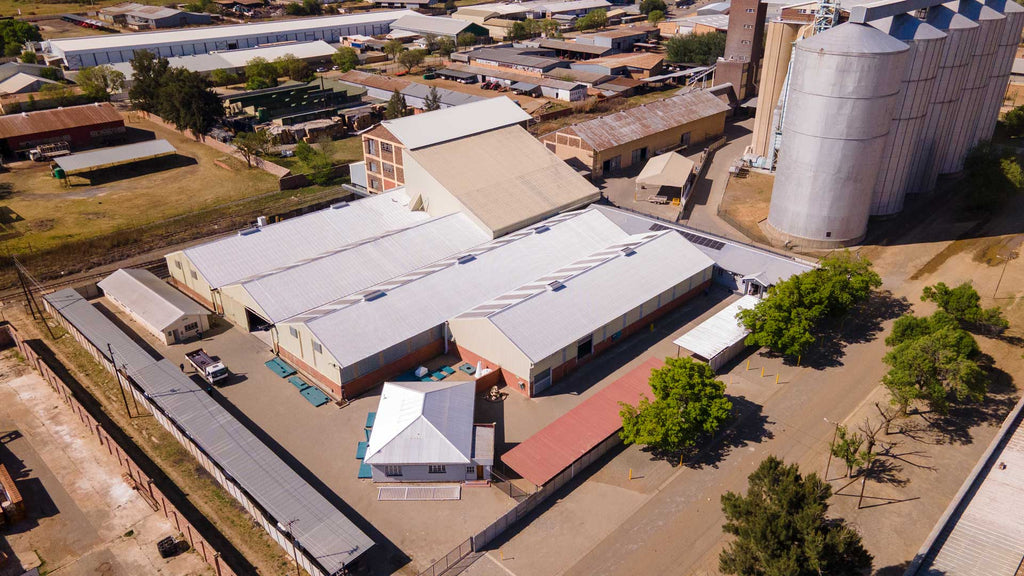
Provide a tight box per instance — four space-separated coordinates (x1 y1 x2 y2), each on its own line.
457 254 476 264
620 246 636 256
331 201 349 209
535 225 550 234
547 280 565 291
238 227 260 236
362 289 386 301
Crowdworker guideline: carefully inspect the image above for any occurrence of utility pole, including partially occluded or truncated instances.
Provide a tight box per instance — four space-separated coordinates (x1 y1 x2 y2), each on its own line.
14 256 55 339
278 519 301 576
823 417 839 481
14 258 36 320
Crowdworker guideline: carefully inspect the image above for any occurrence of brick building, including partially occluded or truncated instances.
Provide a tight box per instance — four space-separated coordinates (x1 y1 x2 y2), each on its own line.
714 0 767 101
0 102 125 156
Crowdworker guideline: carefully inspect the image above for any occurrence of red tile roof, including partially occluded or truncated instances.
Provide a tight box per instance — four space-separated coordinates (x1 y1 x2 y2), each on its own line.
501 357 662 487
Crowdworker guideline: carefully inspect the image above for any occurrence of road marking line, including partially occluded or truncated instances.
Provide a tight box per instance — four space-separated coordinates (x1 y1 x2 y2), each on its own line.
484 551 520 576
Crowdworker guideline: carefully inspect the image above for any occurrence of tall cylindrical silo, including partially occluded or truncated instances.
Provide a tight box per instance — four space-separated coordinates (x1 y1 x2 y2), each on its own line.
868 15 946 217
939 0 1005 174
974 0 1024 143
907 7 978 193
766 23 909 248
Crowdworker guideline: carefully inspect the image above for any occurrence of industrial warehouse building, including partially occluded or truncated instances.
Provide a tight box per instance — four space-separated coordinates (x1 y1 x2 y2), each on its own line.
0 102 125 156
364 380 493 482
539 90 730 177
98 268 210 345
390 14 490 39
96 2 212 29
41 10 413 68
107 41 337 80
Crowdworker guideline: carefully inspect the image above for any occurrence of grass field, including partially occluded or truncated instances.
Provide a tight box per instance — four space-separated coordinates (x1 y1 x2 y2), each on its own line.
274 135 364 174
2 0 163 18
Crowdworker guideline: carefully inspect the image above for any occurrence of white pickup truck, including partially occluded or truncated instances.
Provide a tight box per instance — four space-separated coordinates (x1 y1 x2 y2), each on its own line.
185 349 229 384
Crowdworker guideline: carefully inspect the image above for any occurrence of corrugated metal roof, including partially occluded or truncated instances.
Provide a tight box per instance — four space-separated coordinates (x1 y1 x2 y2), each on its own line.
43 289 374 572
381 96 529 150
462 231 714 362
46 11 413 52
449 63 584 90
536 38 613 55
181 191 429 289
673 294 758 361
109 41 337 77
636 151 694 187
399 81 484 107
237 213 490 322
465 46 565 70
55 139 176 175
407 125 600 235
364 380 476 465
0 72 57 94
0 102 122 140
502 357 662 486
288 209 630 367
564 90 730 151
392 14 475 36
98 268 207 331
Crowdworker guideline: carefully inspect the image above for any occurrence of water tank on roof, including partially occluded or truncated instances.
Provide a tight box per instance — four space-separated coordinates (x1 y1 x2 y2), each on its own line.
766 23 910 248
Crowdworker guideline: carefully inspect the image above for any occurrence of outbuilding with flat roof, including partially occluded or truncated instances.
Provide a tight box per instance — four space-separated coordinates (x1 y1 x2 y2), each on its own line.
673 294 758 372
98 268 210 345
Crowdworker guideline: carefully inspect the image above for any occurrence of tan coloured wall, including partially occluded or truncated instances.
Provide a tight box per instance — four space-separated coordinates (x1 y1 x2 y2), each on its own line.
591 112 726 176
751 20 804 158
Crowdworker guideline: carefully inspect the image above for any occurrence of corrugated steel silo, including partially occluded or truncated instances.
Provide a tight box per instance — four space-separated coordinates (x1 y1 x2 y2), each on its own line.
868 15 946 216
907 7 978 193
974 0 1024 143
939 0 1005 174
766 23 909 248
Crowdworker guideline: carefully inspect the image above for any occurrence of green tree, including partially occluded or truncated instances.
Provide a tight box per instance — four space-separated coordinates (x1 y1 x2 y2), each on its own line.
302 0 323 14
274 54 312 82
384 88 408 119
509 21 531 40
720 456 873 576
295 141 335 185
437 36 456 59
665 31 727 65
397 49 426 73
444 0 455 10
640 0 667 14
384 39 405 61
129 50 169 113
245 57 279 89
38 66 61 81
883 311 988 415
962 142 1022 211
575 9 608 31
619 357 732 453
76 65 125 101
421 34 439 53
648 9 665 23
233 129 274 168
39 83 76 106
157 68 224 139
19 50 36 64
830 425 868 477
1002 104 1024 138
424 85 442 111
333 46 360 72
210 69 240 86
0 20 42 57
738 251 882 358
457 32 478 47
922 282 1009 335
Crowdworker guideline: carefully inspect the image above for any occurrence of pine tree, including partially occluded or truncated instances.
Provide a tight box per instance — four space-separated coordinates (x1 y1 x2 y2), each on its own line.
385 89 408 119
424 86 442 111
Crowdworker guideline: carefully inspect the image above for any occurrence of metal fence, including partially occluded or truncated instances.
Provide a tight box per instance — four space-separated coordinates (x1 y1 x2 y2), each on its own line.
489 468 530 502
416 538 473 576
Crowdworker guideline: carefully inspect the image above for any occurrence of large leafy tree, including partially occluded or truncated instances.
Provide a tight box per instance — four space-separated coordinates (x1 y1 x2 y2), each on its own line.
883 311 987 415
333 46 360 72
384 39 405 61
157 68 224 139
437 36 456 59
576 9 608 31
738 251 881 357
233 129 274 168
665 31 727 65
274 54 312 82
640 0 667 14
0 20 41 57
244 57 279 89
397 49 426 73
76 65 125 101
921 282 1008 334
619 357 732 453
720 456 873 576
129 50 170 113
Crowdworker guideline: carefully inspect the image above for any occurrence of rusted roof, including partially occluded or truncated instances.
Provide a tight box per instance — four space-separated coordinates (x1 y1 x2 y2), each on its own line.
501 357 662 487
338 70 411 93
0 102 122 140
563 90 729 151
586 51 665 70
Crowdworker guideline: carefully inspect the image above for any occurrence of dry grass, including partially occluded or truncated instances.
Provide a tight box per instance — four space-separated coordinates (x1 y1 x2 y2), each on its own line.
718 170 773 245
1 0 166 18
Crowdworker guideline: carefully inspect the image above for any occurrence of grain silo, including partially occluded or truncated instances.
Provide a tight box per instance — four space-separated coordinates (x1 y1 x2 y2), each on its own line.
766 23 909 248
974 0 1024 144
940 0 1005 174
906 7 979 193
869 15 946 216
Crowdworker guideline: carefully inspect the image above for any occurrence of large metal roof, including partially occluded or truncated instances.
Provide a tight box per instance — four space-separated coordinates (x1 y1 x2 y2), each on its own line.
235 213 490 323
381 96 530 150
107 41 337 76
391 14 476 36
457 231 714 362
673 294 759 362
287 209 630 368
0 103 122 140
43 289 374 573
364 380 476 465
55 139 176 175
406 125 600 236
179 190 429 289
98 268 208 331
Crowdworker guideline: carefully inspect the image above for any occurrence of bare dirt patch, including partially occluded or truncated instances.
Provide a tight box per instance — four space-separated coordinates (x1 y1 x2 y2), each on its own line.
718 170 773 245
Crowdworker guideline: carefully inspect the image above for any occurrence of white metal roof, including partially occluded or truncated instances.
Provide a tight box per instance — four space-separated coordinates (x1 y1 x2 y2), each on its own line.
286 208 631 368
179 190 429 289
381 96 531 150
98 268 208 331
673 294 759 361
364 380 476 465
0 72 57 94
236 213 490 322
46 11 412 52
460 231 715 362
391 14 475 36
55 139 176 175
108 41 338 77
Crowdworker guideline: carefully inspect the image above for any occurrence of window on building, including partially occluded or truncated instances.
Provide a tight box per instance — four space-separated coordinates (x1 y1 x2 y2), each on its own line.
184 322 198 332
365 139 377 155
381 142 393 153
190 270 198 280
467 466 476 474
744 24 753 29
745 7 754 11
577 335 593 360
367 161 378 173
369 177 380 190
383 163 394 176
741 40 751 44
385 465 402 477
313 341 322 353
174 260 182 269
289 326 299 338
428 465 447 474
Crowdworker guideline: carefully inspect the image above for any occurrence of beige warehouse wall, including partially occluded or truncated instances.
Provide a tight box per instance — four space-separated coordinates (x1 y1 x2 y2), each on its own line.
449 316 533 378
218 284 268 330
593 112 727 176
540 131 595 175
404 153 495 237
276 321 342 386
166 251 216 310
751 20 804 158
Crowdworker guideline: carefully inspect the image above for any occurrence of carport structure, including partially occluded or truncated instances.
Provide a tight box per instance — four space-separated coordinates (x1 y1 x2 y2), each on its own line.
54 139 177 176
673 294 758 372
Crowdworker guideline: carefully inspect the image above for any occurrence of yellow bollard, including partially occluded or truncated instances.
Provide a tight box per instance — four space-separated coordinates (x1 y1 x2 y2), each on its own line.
797 355 801 366
760 366 765 377
775 373 780 385
746 359 750 371
679 454 684 467
500 550 504 561
629 468 633 480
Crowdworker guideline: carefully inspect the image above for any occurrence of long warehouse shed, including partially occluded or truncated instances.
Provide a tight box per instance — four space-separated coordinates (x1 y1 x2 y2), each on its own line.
43 288 374 576
42 10 413 68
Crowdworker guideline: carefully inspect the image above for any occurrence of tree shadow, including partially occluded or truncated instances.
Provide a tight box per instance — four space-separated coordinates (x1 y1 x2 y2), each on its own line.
906 363 1017 446
795 291 912 370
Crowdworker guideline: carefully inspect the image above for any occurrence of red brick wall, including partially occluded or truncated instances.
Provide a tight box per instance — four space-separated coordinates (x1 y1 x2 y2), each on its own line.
168 277 217 312
278 347 344 398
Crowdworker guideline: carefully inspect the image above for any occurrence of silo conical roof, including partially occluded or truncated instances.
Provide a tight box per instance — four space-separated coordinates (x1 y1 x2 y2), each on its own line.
797 22 909 55
871 14 947 40
927 5 980 30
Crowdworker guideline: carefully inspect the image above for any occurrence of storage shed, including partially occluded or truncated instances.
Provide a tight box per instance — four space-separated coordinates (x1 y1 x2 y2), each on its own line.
98 268 211 345
0 102 124 156
673 294 759 372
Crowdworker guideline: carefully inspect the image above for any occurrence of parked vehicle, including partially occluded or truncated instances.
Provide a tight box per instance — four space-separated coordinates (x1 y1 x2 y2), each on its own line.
29 142 70 162
185 349 229 384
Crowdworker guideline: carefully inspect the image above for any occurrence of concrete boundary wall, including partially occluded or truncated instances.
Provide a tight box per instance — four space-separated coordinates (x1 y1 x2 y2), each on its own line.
0 323 238 576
